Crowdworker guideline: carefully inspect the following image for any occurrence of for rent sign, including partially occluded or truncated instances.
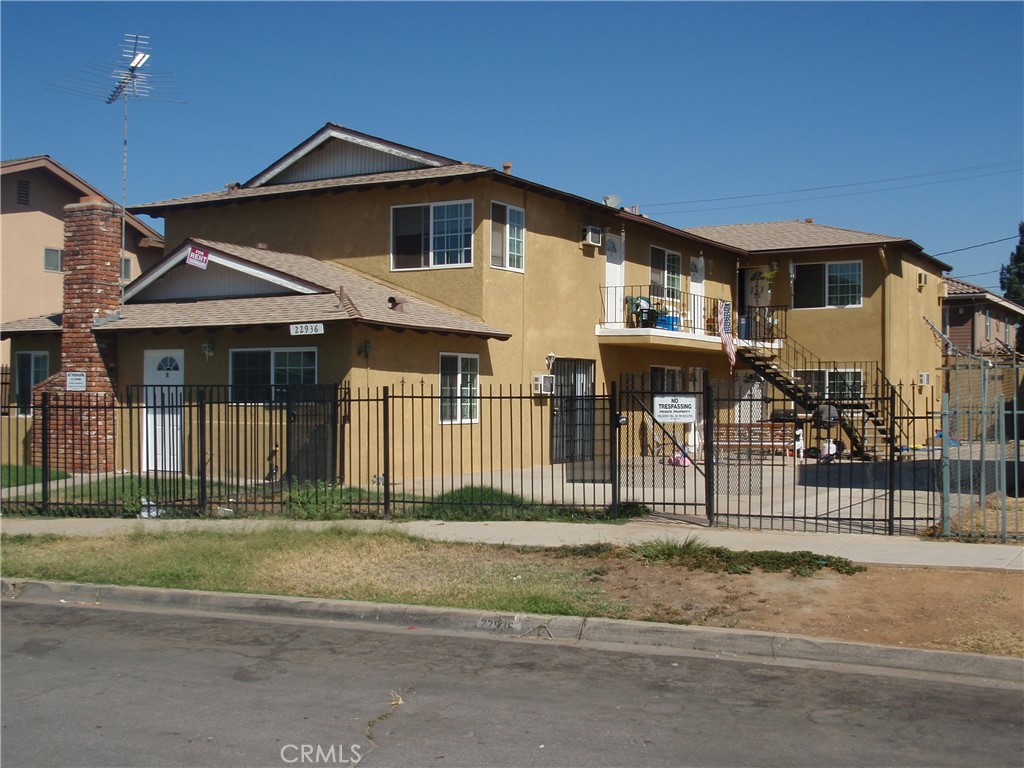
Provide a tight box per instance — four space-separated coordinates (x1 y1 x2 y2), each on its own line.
653 394 698 423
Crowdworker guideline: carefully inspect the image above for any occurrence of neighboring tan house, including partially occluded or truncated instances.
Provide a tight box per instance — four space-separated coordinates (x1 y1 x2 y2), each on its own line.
1 124 949 473
0 156 164 409
941 276 1024 357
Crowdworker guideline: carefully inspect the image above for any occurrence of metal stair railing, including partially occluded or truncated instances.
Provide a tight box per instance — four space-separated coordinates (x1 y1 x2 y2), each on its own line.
738 327 904 460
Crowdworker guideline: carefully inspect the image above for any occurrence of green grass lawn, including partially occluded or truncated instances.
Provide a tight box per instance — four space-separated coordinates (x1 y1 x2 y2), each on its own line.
1 465 69 487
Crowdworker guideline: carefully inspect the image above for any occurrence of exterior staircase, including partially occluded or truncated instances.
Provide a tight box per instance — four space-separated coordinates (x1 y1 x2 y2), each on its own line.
736 331 907 461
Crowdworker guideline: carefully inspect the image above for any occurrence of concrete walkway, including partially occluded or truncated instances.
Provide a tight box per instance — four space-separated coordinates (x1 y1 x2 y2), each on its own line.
2 515 1021 571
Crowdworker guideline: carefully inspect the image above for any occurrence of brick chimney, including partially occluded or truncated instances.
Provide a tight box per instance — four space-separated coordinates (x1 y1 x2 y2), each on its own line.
58 196 121 393
32 197 122 473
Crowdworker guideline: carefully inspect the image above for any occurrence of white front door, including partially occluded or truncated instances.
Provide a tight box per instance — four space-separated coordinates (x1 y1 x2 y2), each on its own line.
604 233 624 324
143 349 184 472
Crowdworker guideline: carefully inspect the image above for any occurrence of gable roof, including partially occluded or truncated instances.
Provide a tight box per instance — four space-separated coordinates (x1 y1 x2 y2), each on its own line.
683 219 952 271
110 238 510 339
244 123 464 188
1 155 164 245
943 276 1024 317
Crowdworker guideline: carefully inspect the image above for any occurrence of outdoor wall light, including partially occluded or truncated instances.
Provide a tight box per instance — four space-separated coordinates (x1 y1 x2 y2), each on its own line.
545 353 557 370
201 341 214 361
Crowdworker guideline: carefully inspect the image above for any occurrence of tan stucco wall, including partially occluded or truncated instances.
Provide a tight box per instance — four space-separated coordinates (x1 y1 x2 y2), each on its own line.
159 180 741 392
748 246 944 391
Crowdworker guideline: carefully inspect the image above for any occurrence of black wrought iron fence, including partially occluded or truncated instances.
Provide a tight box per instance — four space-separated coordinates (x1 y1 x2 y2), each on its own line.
0 377 960 536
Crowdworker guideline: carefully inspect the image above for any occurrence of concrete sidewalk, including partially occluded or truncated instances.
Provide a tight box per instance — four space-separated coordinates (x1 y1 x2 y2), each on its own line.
1 516 1021 571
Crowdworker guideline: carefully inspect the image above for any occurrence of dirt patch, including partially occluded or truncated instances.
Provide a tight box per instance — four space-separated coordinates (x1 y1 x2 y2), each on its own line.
535 548 1024 656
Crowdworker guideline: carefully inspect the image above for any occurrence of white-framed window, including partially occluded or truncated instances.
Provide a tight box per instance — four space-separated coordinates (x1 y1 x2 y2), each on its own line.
121 257 132 281
229 347 317 403
985 309 992 340
15 351 48 415
491 202 525 271
392 201 473 270
650 247 682 301
440 353 479 424
793 261 863 308
795 368 863 400
43 247 64 273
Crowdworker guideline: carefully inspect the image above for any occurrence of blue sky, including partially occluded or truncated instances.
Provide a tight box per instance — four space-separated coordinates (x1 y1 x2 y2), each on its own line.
2 1 1021 288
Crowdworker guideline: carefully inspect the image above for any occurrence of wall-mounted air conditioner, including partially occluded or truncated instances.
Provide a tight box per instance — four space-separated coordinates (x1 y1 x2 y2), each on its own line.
918 371 931 386
532 374 555 395
582 226 603 247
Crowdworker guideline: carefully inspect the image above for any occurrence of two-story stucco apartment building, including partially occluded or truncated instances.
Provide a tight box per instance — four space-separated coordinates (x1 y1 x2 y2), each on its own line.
2 124 950 476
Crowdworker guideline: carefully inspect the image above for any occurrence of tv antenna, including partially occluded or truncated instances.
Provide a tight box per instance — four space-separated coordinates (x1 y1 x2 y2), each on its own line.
48 34 181 302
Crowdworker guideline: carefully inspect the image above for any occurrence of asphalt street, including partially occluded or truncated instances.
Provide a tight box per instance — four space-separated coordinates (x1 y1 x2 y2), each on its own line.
2 600 1021 768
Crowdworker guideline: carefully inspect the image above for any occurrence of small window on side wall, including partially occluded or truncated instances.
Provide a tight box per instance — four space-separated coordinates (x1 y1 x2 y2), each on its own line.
43 248 64 273
491 202 525 271
121 257 132 281
440 353 479 424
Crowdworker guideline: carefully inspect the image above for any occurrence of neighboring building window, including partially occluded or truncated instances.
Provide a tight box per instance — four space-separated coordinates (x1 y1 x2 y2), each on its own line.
229 348 317 402
16 179 30 205
15 351 48 415
793 262 863 308
440 353 479 424
985 309 991 340
44 248 64 273
795 368 863 400
490 202 525 271
121 257 132 281
392 201 473 270
650 247 681 301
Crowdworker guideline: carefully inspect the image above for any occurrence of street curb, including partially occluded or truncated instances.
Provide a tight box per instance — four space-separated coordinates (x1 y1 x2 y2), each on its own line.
3 579 1021 683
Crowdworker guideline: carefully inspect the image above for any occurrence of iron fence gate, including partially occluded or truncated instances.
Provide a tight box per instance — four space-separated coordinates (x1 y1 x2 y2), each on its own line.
5 375 1011 538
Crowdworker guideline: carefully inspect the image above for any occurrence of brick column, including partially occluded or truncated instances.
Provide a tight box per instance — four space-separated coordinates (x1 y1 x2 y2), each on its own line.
32 197 121 473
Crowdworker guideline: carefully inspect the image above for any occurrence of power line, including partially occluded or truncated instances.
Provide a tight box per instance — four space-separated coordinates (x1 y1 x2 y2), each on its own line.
637 159 1022 209
644 169 1021 216
932 236 1019 257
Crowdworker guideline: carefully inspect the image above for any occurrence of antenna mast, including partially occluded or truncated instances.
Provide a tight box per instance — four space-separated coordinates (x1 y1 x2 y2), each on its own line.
48 34 181 305
110 34 152 300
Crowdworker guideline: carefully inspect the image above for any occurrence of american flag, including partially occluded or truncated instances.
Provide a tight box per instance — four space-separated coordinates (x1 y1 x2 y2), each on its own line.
718 301 736 371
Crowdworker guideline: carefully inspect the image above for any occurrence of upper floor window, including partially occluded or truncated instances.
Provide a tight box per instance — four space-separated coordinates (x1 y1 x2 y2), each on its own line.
793 261 862 308
392 201 473 270
491 202 525 271
650 247 681 301
229 347 317 403
44 247 64 273
121 257 132 282
440 353 479 424
16 179 30 205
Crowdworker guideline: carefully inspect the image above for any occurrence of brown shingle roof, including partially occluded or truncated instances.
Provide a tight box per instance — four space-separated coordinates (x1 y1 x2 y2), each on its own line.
682 220 909 251
130 165 490 214
3 238 510 340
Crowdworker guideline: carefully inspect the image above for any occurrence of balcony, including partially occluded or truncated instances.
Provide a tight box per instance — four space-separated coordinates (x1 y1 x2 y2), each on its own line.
597 284 785 350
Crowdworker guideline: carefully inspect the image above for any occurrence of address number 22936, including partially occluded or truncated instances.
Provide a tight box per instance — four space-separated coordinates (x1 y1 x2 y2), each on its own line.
289 323 325 336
